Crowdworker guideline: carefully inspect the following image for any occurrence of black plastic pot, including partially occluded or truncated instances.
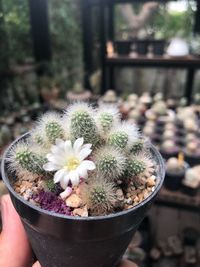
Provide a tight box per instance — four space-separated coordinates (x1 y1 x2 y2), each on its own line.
184 151 200 167
1 133 165 267
135 39 148 55
115 41 132 55
181 184 199 197
152 134 162 144
150 40 166 56
164 167 186 191
160 147 180 160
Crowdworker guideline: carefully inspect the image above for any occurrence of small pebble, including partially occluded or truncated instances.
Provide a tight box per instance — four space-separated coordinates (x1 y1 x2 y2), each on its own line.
66 194 83 208
73 205 88 217
116 188 124 201
147 176 156 187
126 198 133 205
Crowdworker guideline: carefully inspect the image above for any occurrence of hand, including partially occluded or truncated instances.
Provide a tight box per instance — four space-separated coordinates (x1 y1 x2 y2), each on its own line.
0 195 137 267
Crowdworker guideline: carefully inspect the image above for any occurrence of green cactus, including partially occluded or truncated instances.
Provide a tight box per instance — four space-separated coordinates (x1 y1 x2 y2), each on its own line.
108 131 129 149
85 179 116 216
99 112 113 132
96 106 120 137
9 142 47 175
34 133 45 146
95 146 126 180
125 159 146 178
130 140 144 154
45 121 64 143
69 105 99 145
107 122 139 150
46 179 58 192
34 112 65 145
15 148 46 174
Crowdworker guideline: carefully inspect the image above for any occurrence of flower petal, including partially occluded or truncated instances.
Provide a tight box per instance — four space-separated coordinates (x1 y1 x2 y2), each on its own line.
81 160 96 170
43 162 60 171
46 154 66 166
83 144 92 149
51 144 65 155
73 137 84 152
77 165 88 178
54 169 67 183
64 140 73 153
55 139 65 147
60 174 70 189
78 148 92 160
69 171 80 187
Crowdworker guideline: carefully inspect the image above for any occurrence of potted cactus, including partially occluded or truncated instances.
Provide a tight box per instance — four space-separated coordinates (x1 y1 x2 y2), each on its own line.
1 103 165 267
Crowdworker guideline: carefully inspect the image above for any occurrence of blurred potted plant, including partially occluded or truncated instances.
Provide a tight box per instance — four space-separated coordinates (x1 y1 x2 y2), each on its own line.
66 82 92 102
150 31 166 56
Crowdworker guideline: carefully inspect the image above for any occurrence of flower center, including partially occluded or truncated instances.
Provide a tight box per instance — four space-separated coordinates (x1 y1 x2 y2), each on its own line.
65 156 80 171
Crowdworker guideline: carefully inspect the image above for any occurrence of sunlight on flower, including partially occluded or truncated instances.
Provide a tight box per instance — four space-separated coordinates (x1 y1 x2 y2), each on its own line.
43 137 96 188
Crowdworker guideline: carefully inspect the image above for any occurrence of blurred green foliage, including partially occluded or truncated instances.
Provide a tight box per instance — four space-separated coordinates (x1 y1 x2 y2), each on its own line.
2 0 32 64
1 0 83 85
151 4 194 39
48 0 83 87
115 3 195 39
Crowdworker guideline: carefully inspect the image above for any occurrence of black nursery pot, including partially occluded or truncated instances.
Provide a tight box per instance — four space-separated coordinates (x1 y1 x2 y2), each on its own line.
184 150 200 167
181 184 199 197
115 41 132 55
135 39 149 55
150 40 166 56
160 147 180 160
164 168 186 191
1 133 165 267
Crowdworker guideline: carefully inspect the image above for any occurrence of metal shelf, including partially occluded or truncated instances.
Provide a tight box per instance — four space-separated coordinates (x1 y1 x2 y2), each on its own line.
106 55 200 69
155 186 200 213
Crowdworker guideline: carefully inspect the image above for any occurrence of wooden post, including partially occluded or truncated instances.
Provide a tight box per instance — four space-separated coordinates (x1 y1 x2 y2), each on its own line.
100 0 107 94
29 0 51 62
194 0 200 33
0 0 9 112
0 0 9 72
185 69 195 105
81 0 93 90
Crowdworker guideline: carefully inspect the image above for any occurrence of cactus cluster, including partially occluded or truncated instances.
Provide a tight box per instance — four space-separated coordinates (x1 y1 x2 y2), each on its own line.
8 102 155 217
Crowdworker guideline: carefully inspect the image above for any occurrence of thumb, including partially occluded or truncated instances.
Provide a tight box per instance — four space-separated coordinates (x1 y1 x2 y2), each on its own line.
0 194 33 267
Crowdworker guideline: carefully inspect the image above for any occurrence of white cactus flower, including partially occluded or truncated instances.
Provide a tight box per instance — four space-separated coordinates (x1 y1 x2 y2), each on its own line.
43 137 96 188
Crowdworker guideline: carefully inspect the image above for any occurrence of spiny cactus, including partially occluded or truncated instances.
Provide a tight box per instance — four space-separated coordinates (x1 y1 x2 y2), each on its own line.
43 113 65 143
130 139 144 154
126 158 146 178
108 122 139 150
8 142 46 175
32 112 65 146
66 103 99 145
125 152 154 179
95 146 126 181
96 106 120 138
82 178 116 216
46 179 61 194
45 121 63 143
31 129 45 146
